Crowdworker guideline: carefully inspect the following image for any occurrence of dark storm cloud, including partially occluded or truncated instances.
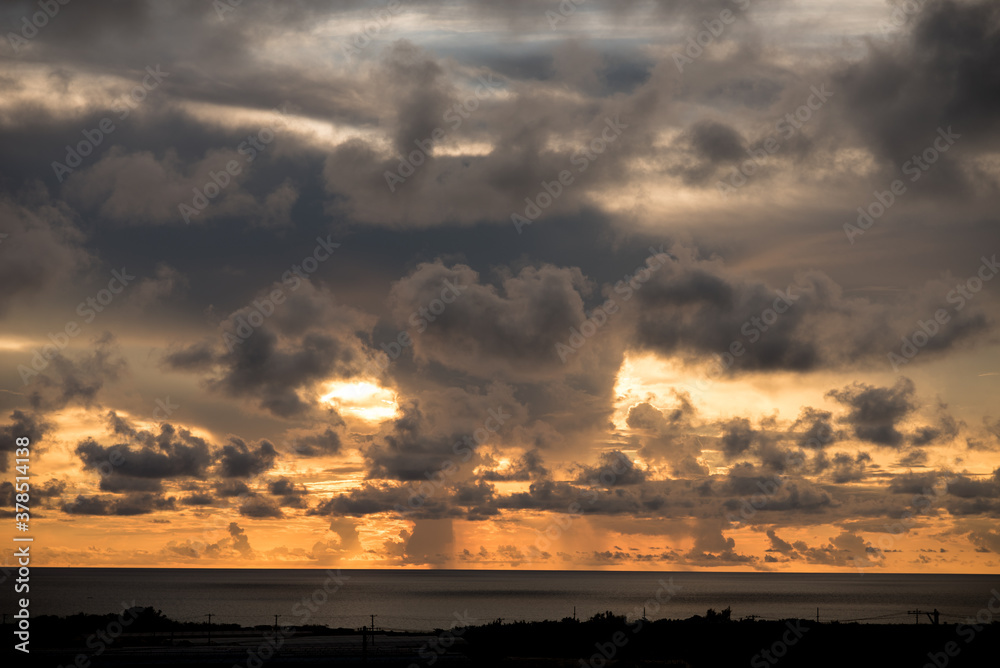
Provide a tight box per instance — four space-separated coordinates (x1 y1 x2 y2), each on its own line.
63 145 301 228
719 417 756 457
827 452 872 484
452 479 497 509
833 0 1000 188
163 281 373 418
267 476 308 508
496 480 669 516
630 255 992 373
792 407 839 449
574 450 646 486
385 260 591 380
207 328 350 417
62 492 176 516
716 466 783 497
75 422 212 481
309 482 455 520
214 479 251 497
322 38 657 227
1 0 368 64
238 494 284 518
671 120 747 184
0 478 65 509
0 197 90 315
946 498 1000 517
217 436 277 478
888 471 941 495
180 492 217 506
754 436 806 475
827 377 917 447
97 475 163 493
363 403 473 482
720 476 833 514
946 473 1000 499
290 427 343 457
0 410 51 472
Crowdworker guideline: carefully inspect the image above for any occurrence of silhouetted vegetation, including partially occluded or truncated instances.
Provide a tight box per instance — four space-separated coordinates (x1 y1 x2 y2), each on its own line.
9 607 999 667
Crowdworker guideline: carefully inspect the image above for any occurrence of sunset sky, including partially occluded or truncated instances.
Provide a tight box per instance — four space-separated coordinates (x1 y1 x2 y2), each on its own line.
1 0 999 573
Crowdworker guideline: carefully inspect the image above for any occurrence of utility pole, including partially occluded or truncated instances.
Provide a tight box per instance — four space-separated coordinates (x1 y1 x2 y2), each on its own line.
274 614 280 637
206 613 213 645
369 614 377 647
816 608 819 623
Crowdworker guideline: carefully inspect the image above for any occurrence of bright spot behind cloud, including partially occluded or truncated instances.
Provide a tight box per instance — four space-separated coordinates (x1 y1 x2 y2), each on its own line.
320 381 398 422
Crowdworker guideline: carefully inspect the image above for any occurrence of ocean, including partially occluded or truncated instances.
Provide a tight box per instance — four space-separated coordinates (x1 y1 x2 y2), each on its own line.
29 569 1000 631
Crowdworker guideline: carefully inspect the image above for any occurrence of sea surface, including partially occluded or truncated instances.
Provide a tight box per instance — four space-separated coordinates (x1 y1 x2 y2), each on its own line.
28 569 1000 631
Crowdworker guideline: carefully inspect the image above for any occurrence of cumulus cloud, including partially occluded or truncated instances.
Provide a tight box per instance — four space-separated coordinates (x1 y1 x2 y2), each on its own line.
62 493 177 516
163 281 374 418
217 437 278 478
827 378 917 447
0 410 51 471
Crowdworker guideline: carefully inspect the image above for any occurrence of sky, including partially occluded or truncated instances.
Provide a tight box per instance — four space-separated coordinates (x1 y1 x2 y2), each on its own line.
0 0 998 573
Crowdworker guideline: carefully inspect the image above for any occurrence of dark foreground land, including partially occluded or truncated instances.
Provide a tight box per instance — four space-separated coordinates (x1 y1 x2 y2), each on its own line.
6 607 998 667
